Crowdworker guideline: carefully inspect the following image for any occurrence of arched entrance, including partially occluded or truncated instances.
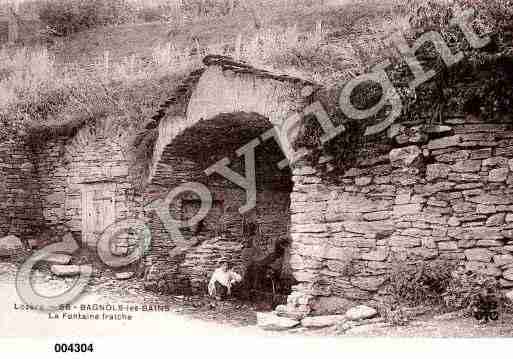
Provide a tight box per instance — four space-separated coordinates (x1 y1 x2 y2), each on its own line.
153 112 295 301
143 56 317 306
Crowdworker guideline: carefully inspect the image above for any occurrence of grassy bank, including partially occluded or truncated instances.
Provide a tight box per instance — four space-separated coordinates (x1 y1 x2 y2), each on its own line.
0 0 510 140
0 1 396 133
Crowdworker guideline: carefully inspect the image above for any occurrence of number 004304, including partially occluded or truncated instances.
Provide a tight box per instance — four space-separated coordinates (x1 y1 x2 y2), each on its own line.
54 344 94 353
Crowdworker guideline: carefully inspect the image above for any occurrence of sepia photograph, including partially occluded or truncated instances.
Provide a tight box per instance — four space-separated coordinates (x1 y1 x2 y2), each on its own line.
0 0 512 354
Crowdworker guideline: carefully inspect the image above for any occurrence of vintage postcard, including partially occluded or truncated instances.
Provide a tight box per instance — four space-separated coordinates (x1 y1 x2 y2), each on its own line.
0 0 513 354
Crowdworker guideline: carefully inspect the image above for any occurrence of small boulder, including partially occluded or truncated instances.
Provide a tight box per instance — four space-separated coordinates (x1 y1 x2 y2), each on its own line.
486 213 506 227
301 315 346 328
494 254 513 267
345 305 378 321
275 304 307 321
20 162 34 172
489 167 509 182
310 296 356 316
115 272 135 280
257 312 299 331
51 265 82 277
389 145 422 168
504 269 513 281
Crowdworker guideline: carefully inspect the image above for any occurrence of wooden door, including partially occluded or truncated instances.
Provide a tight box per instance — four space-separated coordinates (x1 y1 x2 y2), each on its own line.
81 183 116 247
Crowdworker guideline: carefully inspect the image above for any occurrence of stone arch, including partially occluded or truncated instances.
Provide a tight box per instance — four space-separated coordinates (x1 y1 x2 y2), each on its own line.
148 56 317 184
150 111 296 296
146 56 319 300
186 64 313 128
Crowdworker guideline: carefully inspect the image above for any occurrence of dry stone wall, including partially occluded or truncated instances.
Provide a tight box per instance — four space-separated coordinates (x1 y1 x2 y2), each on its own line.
0 138 41 239
144 181 291 294
287 118 513 315
34 125 144 245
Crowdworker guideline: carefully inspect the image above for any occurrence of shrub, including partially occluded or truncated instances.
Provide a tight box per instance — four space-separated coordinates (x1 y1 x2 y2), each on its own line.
37 0 135 36
442 265 490 312
242 26 362 86
442 265 513 317
387 260 455 307
376 299 411 326
407 0 513 35
385 260 512 320
455 0 513 33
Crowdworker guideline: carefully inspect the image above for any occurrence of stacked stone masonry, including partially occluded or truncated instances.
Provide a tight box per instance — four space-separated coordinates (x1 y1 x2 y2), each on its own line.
288 120 513 314
0 138 41 239
33 125 144 246
144 181 291 293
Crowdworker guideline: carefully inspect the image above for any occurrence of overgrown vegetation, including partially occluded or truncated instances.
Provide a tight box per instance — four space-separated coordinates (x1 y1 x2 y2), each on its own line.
388 260 455 307
0 0 411 134
1 0 511 142
37 0 135 36
442 266 513 317
0 42 200 142
379 260 513 326
8 0 321 37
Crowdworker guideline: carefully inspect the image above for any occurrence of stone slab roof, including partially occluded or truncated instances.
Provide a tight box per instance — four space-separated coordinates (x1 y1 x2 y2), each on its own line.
142 55 317 134
202 54 317 87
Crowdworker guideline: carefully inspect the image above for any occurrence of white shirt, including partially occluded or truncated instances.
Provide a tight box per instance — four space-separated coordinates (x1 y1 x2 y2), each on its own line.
208 267 242 297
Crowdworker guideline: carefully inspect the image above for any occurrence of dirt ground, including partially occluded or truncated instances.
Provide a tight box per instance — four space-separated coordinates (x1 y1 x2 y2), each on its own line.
0 261 259 327
1 261 513 338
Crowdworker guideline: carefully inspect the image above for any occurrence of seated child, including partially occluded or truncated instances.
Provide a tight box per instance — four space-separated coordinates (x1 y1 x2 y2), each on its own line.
208 262 242 300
